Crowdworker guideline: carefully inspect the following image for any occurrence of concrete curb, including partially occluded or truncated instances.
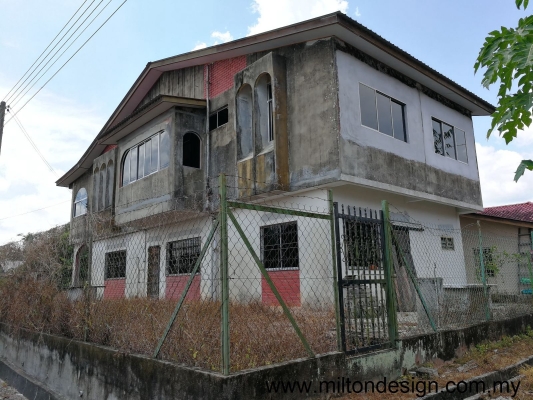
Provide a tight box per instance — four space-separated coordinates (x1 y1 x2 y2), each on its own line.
420 354 533 400
0 357 65 400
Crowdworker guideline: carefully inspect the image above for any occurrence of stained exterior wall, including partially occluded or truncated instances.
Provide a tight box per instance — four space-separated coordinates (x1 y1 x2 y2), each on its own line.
336 44 482 210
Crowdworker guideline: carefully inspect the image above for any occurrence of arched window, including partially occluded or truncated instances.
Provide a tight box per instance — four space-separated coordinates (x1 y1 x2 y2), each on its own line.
92 168 99 213
122 130 169 187
106 160 114 208
99 164 106 211
183 132 201 168
74 245 89 286
73 188 88 217
255 74 274 150
236 84 253 160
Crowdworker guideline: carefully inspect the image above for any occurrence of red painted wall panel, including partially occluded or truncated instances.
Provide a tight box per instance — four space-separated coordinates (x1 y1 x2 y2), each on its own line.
103 278 125 299
102 144 117 154
204 56 247 98
166 274 201 300
262 270 301 306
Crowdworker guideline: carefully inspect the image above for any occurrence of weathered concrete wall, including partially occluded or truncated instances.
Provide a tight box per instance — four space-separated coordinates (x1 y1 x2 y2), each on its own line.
136 66 204 109
2 314 533 399
115 110 175 225
336 42 482 209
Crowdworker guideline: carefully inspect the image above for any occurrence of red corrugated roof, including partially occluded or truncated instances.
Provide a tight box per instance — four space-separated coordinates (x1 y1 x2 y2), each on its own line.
477 202 533 223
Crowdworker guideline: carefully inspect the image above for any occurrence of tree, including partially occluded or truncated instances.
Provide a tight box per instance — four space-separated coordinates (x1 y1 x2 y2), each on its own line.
475 0 533 181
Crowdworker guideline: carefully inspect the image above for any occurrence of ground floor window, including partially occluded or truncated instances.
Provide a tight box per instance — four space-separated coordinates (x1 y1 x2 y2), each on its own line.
166 237 201 275
105 250 126 279
260 221 299 270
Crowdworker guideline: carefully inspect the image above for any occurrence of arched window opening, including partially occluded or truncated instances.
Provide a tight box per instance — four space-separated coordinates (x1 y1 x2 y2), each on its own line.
121 130 169 187
92 168 99 213
183 132 201 168
73 188 88 217
255 74 274 150
236 84 253 160
99 164 106 211
74 245 90 287
106 160 114 208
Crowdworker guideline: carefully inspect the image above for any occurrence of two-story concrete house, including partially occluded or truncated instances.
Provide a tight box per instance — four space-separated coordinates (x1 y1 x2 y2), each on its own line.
56 13 494 304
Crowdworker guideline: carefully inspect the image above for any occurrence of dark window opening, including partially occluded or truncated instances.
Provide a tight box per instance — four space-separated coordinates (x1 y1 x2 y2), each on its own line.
209 107 229 131
183 132 201 168
441 237 455 250
105 250 126 279
167 237 201 275
261 222 299 270
147 246 160 298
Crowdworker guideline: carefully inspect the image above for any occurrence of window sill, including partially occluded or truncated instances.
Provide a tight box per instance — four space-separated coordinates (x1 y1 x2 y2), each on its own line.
257 144 275 157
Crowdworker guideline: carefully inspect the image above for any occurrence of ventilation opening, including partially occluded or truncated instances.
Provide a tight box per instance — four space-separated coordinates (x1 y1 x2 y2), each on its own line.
183 132 201 168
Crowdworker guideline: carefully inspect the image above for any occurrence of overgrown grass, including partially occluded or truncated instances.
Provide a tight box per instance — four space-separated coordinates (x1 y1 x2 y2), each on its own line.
0 275 336 372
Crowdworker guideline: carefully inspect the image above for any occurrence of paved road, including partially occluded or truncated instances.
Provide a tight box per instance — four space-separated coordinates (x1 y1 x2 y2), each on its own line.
0 379 26 400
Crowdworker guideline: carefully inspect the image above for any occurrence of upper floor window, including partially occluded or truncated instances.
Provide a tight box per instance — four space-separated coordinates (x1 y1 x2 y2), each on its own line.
359 83 407 142
432 118 468 163
256 74 274 149
73 188 87 217
183 132 201 168
122 130 169 186
209 107 228 131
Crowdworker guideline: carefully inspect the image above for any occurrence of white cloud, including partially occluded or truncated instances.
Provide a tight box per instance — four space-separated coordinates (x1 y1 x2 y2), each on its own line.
247 0 348 36
192 42 207 51
211 31 233 43
354 6 361 17
0 86 104 244
476 142 533 207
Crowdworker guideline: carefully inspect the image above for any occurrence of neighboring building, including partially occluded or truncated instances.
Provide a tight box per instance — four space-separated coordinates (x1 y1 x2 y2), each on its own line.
56 12 494 303
461 202 533 296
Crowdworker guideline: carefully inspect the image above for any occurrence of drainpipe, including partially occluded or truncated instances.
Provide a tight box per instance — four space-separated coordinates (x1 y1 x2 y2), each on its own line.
205 64 211 211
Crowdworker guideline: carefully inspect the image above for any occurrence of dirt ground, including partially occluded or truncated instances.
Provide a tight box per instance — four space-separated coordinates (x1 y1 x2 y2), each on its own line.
341 329 533 399
0 380 26 400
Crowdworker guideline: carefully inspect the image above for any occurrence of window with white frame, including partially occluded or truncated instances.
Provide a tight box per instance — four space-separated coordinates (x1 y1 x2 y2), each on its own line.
73 188 88 217
359 83 407 142
122 130 169 186
432 118 468 163
166 237 201 275
261 221 299 270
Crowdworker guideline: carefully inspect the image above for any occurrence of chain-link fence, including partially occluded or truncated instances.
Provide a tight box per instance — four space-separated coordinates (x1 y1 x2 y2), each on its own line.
1 181 532 374
389 204 533 339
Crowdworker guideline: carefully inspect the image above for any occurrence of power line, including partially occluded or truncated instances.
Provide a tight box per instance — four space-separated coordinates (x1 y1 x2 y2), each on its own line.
2 0 90 102
9 0 107 107
8 109 58 176
0 199 70 222
4 0 98 104
11 0 113 110
4 0 129 125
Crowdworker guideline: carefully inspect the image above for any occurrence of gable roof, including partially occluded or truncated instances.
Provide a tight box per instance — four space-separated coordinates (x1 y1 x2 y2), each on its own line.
56 11 496 188
473 202 533 224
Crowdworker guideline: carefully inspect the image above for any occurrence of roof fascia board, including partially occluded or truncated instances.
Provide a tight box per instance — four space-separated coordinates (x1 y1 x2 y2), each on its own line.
461 213 533 228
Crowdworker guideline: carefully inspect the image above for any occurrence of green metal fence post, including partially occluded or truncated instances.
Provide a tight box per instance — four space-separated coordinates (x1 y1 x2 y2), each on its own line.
328 190 342 352
381 200 398 346
219 173 230 375
528 232 533 300
477 220 491 321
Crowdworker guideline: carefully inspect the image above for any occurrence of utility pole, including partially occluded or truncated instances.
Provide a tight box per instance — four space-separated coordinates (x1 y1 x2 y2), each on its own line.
0 101 6 156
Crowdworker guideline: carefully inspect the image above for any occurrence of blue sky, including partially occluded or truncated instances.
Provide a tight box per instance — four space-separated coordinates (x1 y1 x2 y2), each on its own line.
0 0 532 243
